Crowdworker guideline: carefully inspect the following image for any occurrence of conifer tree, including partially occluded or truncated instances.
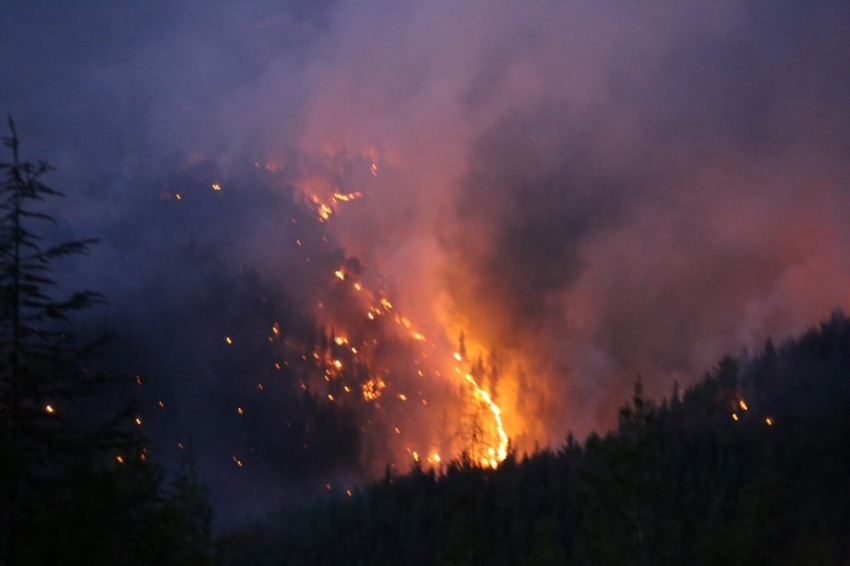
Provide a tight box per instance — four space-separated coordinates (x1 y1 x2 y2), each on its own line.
0 117 139 565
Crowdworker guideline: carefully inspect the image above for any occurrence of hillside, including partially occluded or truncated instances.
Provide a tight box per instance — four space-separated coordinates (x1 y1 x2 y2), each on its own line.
217 311 850 565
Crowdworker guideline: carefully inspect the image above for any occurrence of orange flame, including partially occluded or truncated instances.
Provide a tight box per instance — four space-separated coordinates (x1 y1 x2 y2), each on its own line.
293 161 511 470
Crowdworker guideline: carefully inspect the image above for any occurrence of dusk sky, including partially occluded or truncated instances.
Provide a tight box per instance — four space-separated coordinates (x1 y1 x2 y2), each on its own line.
2 0 849 525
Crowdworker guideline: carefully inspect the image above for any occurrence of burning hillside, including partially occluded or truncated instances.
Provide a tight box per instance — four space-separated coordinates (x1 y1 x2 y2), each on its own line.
5 0 850 529
260 153 512 472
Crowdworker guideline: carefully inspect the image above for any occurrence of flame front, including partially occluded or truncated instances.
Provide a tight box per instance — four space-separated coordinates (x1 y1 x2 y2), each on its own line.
287 155 511 470
460 365 508 467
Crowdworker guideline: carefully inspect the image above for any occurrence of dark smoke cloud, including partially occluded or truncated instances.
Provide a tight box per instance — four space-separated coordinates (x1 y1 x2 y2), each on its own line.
3 0 850 525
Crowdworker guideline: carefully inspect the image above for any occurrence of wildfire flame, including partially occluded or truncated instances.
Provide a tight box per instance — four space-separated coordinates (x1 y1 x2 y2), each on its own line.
333 192 362 203
273 153 513 472
456 352 509 467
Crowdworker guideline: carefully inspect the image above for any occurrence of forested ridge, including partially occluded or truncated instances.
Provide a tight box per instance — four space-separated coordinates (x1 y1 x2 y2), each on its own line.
4 121 850 565
218 312 850 565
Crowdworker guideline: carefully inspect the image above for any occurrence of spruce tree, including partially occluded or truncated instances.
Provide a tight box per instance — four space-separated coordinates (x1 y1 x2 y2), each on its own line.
0 117 140 565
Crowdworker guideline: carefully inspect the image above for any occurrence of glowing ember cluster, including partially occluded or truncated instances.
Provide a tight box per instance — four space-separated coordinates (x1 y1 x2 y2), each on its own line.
730 396 775 427
305 191 364 223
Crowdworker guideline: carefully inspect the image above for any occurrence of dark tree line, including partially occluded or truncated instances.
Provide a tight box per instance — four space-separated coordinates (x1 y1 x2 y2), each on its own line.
0 119 212 566
217 313 850 565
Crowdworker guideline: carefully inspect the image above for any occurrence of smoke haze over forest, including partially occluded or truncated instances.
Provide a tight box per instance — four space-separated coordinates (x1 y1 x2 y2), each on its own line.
2 0 849 524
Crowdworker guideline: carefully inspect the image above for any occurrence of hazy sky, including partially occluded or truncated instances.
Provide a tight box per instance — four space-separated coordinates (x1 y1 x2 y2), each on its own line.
3 0 850 526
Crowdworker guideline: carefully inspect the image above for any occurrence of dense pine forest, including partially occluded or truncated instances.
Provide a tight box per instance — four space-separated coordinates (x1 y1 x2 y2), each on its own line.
217 312 850 565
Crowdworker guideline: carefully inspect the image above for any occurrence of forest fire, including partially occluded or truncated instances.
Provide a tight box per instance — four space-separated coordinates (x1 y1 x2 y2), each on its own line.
5 2 850 559
283 161 512 471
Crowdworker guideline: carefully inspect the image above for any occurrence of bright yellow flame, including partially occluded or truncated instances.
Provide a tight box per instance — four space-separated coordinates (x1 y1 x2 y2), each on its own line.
335 270 345 280
766 417 774 426
739 400 748 411
398 394 407 401
464 373 509 465
237 407 243 415
732 413 739 421
318 204 333 221
413 333 426 341
333 191 363 202
453 352 462 362
212 183 221 191
226 337 232 344
45 405 54 414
